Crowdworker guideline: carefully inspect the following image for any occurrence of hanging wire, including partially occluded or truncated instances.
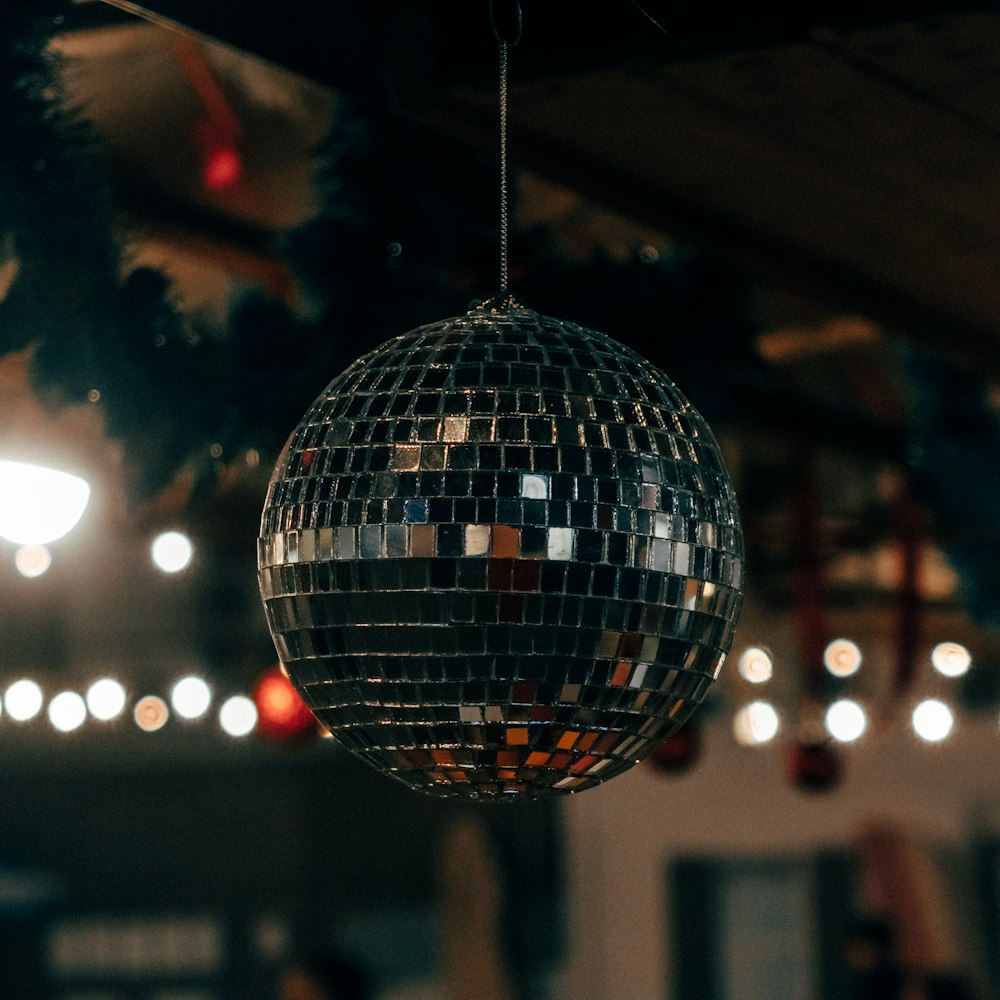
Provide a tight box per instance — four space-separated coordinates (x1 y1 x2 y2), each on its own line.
627 0 669 36
486 0 666 293
489 0 523 292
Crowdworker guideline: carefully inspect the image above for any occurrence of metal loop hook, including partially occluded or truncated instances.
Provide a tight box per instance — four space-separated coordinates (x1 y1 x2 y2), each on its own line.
489 0 523 47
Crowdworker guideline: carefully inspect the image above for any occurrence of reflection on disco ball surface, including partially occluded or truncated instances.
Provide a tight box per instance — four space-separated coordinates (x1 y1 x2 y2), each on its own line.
258 297 744 799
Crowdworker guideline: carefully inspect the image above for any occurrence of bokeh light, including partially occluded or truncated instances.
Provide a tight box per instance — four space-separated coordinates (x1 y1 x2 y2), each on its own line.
86 678 127 722
134 696 169 732
150 531 194 574
824 698 867 743
5 679 43 722
202 145 242 190
733 701 780 746
14 544 51 578
0 461 90 545
737 646 774 684
823 638 863 678
219 695 257 737
931 642 971 678
912 698 954 742
171 675 212 720
48 691 87 733
252 666 317 743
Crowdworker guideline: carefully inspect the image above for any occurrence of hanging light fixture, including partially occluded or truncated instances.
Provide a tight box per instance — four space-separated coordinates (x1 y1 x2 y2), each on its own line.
0 460 91 546
257 4 744 798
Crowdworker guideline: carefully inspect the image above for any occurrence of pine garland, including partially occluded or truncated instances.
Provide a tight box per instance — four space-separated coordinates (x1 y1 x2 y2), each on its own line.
0 5 755 510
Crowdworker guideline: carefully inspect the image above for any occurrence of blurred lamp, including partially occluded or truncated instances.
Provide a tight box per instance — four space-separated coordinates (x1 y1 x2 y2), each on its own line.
48 691 87 733
930 642 971 678
151 531 194 573
824 698 867 743
0 461 90 545
733 700 780 746
823 638 862 678
134 695 169 732
14 544 51 578
219 695 258 737
737 646 773 684
86 678 127 721
171 675 212 720
252 665 318 744
5 678 43 722
912 698 954 742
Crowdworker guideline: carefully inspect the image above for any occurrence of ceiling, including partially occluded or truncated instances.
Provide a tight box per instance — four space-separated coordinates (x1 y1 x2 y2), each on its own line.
84 0 1000 368
2 0 1000 745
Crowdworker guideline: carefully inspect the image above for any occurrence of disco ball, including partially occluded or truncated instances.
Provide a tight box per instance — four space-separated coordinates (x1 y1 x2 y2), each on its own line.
258 295 743 799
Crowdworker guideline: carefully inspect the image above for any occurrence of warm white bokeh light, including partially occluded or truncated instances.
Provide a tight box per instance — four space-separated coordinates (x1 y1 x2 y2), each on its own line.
737 646 774 684
912 698 954 742
733 700 780 746
48 691 87 733
0 461 91 545
5 679 43 722
14 544 51 578
219 695 258 737
171 675 212 720
825 698 868 743
134 695 169 732
824 638 863 678
150 531 194 573
931 642 971 678
86 678 127 722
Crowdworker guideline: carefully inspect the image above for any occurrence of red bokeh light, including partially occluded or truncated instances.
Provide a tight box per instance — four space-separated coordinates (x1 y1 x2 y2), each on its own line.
202 144 242 190
252 665 319 744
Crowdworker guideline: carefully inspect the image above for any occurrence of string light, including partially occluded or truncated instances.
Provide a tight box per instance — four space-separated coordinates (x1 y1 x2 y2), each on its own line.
134 695 170 732
150 531 194 573
930 642 971 678
824 699 867 743
912 698 954 743
0 634 980 754
737 646 773 684
14 544 51 578
219 696 257 737
823 639 862 678
733 701 780 746
86 678 127 721
5 679 43 722
170 675 212 720
48 691 87 733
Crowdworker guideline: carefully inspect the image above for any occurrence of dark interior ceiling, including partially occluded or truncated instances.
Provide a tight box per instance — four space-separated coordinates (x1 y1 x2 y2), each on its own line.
4 0 1000 733
91 0 1000 371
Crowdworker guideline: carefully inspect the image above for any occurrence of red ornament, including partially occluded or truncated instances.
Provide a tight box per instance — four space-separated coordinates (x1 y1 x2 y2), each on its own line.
785 740 842 793
253 665 320 744
647 724 702 775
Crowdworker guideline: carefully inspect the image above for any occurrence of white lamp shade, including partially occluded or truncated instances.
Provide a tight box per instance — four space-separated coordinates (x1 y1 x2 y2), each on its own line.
0 460 91 545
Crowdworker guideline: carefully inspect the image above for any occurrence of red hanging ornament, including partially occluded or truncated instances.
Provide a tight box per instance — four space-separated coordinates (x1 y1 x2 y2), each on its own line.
785 740 842 793
253 665 321 744
173 35 243 192
647 723 702 775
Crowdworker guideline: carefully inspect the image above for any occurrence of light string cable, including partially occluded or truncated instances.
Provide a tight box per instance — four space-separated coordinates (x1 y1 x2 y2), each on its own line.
489 0 523 293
